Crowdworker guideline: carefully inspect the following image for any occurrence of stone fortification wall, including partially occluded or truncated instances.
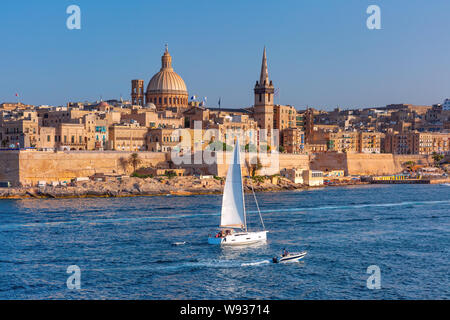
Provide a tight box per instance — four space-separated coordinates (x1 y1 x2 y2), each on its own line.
12 150 167 186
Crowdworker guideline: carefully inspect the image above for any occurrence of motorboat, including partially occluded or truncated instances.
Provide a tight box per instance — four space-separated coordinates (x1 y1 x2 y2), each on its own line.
272 251 307 263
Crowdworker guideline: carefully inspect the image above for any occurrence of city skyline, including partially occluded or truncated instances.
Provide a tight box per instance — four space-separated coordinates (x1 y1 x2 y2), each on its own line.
1 0 450 109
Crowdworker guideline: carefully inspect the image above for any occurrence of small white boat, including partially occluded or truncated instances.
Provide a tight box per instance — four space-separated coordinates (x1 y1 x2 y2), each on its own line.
208 140 268 246
272 251 307 263
172 241 186 246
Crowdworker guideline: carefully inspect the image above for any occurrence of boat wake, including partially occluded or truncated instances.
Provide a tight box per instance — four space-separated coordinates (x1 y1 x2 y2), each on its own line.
147 258 273 272
241 260 271 267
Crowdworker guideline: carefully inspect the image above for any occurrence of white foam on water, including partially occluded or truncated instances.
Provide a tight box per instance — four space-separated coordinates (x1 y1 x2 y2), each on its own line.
241 260 271 267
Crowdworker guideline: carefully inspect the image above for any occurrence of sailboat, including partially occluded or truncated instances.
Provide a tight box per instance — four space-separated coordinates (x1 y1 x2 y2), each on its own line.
208 140 268 245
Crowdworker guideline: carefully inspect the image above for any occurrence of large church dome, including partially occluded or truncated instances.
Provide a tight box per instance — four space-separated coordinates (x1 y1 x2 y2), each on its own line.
145 46 189 109
147 70 187 94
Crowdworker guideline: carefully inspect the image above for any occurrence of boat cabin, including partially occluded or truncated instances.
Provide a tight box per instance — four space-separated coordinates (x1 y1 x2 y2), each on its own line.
214 228 235 238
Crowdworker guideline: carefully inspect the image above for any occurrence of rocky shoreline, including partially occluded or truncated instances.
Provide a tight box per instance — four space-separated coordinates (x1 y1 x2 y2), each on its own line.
0 176 369 199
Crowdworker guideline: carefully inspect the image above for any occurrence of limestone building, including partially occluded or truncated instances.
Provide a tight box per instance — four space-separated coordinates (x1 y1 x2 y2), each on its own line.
108 123 148 151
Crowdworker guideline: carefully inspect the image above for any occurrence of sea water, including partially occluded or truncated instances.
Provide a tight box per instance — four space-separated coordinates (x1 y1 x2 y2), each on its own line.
0 184 449 299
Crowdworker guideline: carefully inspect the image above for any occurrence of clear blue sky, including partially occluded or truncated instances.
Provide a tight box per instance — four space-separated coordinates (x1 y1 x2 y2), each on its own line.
0 0 449 110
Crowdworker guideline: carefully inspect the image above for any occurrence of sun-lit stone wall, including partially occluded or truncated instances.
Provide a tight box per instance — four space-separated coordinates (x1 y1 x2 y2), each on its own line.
0 150 434 187
0 150 168 186
310 152 432 176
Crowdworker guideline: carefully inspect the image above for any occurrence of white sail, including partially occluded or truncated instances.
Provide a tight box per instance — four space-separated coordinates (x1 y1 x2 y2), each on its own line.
220 141 246 229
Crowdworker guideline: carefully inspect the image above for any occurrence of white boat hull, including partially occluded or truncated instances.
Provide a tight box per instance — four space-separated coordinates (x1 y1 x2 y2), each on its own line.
208 231 268 246
272 251 307 263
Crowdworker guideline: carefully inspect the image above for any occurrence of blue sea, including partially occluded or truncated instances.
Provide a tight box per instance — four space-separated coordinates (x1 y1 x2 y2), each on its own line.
0 184 449 299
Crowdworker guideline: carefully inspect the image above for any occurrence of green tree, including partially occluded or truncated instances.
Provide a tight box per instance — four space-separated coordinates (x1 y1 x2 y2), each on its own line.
207 140 233 151
404 161 415 167
164 170 177 179
245 143 257 152
432 152 444 167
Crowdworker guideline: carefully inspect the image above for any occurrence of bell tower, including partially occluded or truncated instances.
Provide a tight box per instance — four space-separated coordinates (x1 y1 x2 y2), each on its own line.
131 79 144 106
254 47 274 131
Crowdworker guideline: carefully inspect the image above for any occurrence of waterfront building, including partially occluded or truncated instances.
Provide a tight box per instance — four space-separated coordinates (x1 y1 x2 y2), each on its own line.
0 102 34 110
273 104 297 131
358 132 383 154
385 104 433 116
282 128 305 154
302 170 324 186
38 108 91 127
147 128 182 152
0 110 40 148
108 123 148 151
280 167 306 184
208 114 258 143
36 126 56 150
324 170 345 178
183 106 211 129
305 143 328 153
83 114 109 151
327 131 359 153
55 123 87 151
384 131 449 155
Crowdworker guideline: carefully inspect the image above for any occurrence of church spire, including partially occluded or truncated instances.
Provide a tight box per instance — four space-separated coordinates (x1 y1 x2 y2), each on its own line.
260 46 269 86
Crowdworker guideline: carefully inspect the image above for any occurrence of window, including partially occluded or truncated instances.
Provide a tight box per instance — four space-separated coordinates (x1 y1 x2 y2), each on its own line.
47 135 50 142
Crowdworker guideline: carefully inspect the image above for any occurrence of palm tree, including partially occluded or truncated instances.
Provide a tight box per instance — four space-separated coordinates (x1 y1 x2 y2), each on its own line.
246 157 263 177
129 153 142 172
